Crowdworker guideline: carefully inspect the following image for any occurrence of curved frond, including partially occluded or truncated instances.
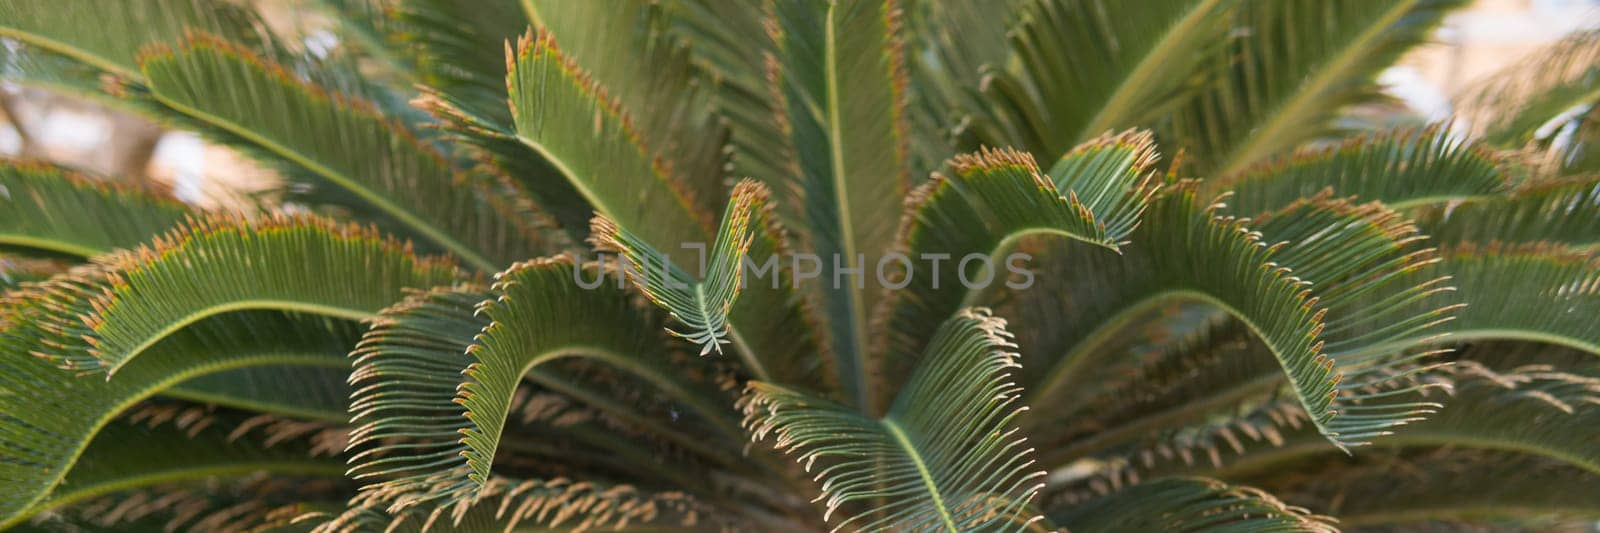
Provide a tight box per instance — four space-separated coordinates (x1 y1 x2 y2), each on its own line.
1025 184 1451 453
345 259 742 514
872 134 1157 407
1213 126 1510 214
20 415 346 522
592 180 764 360
139 35 547 271
0 0 270 77
974 0 1238 159
1176 0 1461 176
743 309 1045 532
0 310 358 527
1048 477 1336 533
1415 176 1600 249
0 160 191 257
315 475 709 533
3 215 458 374
1426 244 1600 354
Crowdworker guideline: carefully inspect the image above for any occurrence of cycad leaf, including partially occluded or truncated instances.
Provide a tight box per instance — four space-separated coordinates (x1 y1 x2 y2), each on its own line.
1105 362 1600 484
1048 477 1336 533
139 34 547 271
1176 0 1461 176
592 180 764 358
975 0 1239 159
2 214 458 374
1277 451 1600 528
0 0 270 77
346 259 741 513
0 160 191 257
166 366 352 423
1415 176 1600 249
316 475 708 533
1426 244 1600 354
21 416 346 522
872 134 1157 407
506 28 713 262
743 309 1045 532
523 0 730 209
1456 29 1600 147
1212 126 1510 214
391 0 526 123
761 0 916 405
0 310 358 527
1025 185 1453 453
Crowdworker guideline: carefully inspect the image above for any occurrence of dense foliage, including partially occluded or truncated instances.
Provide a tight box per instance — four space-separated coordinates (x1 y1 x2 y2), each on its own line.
0 0 1598 531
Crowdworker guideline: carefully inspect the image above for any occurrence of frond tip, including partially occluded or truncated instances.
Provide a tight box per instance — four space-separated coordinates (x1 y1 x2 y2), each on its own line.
742 308 1045 532
591 180 769 356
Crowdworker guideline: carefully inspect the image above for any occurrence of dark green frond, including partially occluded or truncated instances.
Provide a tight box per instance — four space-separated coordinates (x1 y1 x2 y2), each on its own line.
0 160 191 257
1426 244 1600 354
592 180 764 360
872 134 1157 408
743 309 1045 532
1415 176 1600 249
166 366 352 423
1214 126 1510 214
1175 0 1462 176
139 35 549 271
0 310 358 527
975 0 1238 159
2 214 458 374
1048 477 1336 533
0 0 270 77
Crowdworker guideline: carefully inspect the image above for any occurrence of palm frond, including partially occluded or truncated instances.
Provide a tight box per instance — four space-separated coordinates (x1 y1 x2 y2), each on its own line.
1415 176 1600 250
1023 183 1450 453
20 414 347 522
0 310 358 527
743 308 1045 532
0 160 191 257
1275 450 1600 528
3 215 458 374
139 34 549 271
504 28 713 260
1048 477 1336 532
900 0 1022 155
315 475 710 533
344 259 742 514
1213 126 1510 214
166 366 352 423
872 134 1157 408
975 0 1238 160
0 0 271 77
1424 244 1600 354
1175 0 1462 176
1455 29 1600 147
592 180 764 359
759 0 917 407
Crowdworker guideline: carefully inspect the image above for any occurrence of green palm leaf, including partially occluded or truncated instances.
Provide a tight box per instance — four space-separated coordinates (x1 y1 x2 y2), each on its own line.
139 35 548 271
1212 126 1510 215
0 0 270 78
3 215 458 374
975 0 1238 160
1177 0 1462 176
873 133 1156 406
743 308 1045 532
166 366 352 422
0 160 191 257
1426 244 1600 354
592 180 765 358
1048 477 1336 532
20 416 346 522
1415 176 1600 249
0 310 358 527
345 259 742 513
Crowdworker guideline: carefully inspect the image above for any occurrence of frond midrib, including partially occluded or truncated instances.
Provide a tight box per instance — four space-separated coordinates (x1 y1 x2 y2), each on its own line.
881 418 960 533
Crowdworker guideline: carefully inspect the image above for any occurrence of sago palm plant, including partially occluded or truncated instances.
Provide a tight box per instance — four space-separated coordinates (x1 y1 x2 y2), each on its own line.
0 0 1597 531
